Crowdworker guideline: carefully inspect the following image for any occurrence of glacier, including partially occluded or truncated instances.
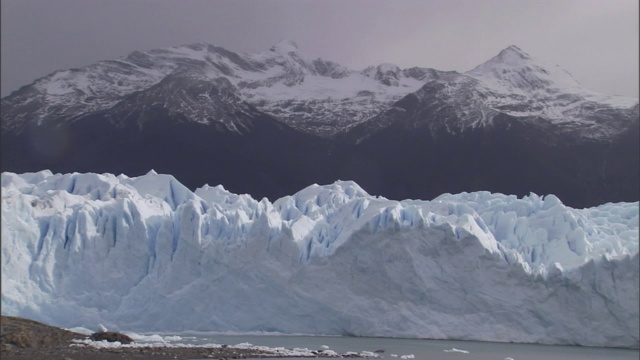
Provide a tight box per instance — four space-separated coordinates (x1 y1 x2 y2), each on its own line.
1 170 638 348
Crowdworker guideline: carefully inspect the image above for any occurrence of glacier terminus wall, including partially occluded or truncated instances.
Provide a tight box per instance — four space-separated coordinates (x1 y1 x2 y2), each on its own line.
1 170 638 348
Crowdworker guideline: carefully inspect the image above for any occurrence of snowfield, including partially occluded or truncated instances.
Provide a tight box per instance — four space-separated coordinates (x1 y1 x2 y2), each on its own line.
1 170 638 348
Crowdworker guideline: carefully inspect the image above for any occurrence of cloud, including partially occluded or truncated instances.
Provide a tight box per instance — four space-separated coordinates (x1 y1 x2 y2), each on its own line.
1 0 638 98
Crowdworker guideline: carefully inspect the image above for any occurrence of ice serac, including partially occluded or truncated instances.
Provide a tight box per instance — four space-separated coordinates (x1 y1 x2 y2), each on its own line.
1 171 638 348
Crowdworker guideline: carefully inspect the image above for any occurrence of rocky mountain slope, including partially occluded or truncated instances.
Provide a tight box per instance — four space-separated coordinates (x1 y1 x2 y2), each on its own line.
1 41 638 207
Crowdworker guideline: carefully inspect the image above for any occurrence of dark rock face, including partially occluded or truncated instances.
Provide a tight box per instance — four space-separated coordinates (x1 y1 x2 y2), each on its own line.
333 83 640 208
336 114 639 208
89 332 133 344
0 316 84 349
2 108 637 208
0 103 335 200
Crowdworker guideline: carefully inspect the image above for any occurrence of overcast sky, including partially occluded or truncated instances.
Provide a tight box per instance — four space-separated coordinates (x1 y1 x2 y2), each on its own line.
1 0 638 98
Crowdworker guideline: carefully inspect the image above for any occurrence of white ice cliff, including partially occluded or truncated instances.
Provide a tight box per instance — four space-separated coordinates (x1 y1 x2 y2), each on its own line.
1 171 638 348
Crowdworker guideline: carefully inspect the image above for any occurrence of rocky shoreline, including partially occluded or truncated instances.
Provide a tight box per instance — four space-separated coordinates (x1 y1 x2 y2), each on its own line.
0 316 361 359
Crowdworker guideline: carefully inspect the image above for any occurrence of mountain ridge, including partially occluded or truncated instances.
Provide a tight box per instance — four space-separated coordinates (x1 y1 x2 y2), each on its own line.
5 41 635 137
1 41 638 208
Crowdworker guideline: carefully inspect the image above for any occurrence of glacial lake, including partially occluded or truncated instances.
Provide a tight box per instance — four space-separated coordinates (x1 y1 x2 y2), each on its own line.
156 334 639 360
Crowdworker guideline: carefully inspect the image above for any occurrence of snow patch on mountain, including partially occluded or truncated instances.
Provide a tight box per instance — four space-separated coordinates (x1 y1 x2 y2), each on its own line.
269 39 300 54
2 171 638 347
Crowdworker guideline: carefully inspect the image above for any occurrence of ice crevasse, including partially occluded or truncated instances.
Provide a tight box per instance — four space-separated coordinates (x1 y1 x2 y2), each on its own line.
1 170 638 348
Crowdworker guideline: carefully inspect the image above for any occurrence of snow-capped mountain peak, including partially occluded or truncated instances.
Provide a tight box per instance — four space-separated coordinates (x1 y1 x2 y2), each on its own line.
269 39 300 54
467 45 580 92
496 44 532 61
421 44 639 136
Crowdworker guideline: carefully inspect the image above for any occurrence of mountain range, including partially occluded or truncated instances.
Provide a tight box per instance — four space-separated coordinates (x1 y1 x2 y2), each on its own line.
2 40 638 207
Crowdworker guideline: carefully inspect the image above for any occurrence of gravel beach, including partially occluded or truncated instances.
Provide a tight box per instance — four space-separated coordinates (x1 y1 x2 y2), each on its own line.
1 316 352 360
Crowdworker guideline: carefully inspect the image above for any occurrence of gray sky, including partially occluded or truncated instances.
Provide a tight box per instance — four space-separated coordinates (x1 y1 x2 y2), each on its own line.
1 0 638 98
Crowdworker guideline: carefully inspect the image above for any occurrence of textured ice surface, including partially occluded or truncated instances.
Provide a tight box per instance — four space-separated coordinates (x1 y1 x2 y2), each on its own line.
1 171 638 348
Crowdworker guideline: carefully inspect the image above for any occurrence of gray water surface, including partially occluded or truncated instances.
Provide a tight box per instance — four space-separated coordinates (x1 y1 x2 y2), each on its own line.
181 334 638 360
